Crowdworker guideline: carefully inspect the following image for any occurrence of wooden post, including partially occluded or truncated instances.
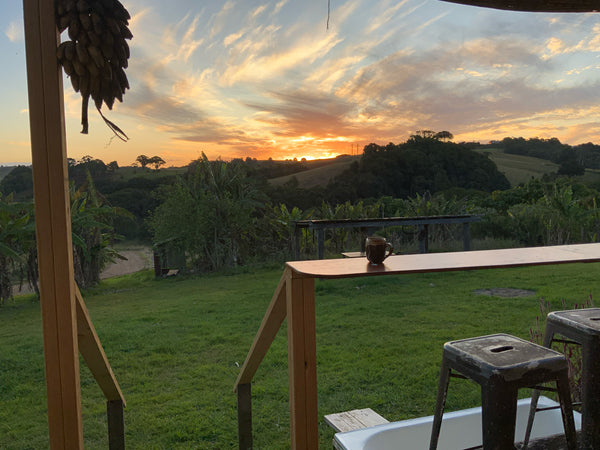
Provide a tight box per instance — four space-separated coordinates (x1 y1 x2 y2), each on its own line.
418 224 429 253
287 275 318 449
293 223 300 260
23 1 84 448
317 229 325 260
463 223 471 251
237 383 252 450
107 400 125 450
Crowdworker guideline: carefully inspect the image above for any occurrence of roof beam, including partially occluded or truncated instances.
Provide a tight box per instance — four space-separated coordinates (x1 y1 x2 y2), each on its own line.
440 0 600 12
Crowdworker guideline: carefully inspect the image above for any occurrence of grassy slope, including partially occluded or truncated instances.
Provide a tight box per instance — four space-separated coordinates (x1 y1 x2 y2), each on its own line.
1 262 599 448
269 156 360 189
477 148 600 187
476 148 560 186
268 148 600 190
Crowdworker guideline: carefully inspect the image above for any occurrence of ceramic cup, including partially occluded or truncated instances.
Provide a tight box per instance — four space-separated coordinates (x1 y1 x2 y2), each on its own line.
365 236 393 265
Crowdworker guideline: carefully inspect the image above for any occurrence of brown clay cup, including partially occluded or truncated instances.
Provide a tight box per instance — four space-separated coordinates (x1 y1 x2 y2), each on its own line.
365 236 393 265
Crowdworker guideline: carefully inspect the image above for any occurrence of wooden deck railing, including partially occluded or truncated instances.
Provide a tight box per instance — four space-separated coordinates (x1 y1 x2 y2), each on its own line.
235 244 600 449
293 214 481 259
234 268 290 449
76 287 126 448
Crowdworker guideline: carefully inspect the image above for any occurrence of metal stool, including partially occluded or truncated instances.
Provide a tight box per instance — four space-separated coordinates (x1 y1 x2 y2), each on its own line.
525 308 600 449
429 333 577 450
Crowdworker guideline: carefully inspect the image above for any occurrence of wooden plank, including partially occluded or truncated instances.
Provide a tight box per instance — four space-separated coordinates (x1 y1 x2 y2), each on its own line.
22 0 83 448
342 252 364 258
75 287 125 403
294 215 481 229
234 267 291 388
324 408 389 433
287 275 318 449
287 243 600 279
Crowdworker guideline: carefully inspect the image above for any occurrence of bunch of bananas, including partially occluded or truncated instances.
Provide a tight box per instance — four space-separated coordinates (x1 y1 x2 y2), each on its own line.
55 0 132 138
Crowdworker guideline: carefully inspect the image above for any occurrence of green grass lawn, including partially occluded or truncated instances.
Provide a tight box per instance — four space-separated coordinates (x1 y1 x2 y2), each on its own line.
1 262 598 449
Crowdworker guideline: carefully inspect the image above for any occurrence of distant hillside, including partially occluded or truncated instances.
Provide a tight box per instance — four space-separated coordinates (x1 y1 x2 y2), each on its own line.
476 148 600 186
269 155 360 188
268 147 600 191
0 166 19 181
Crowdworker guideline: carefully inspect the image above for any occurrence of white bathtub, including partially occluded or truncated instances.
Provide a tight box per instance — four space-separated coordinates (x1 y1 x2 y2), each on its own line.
333 396 581 450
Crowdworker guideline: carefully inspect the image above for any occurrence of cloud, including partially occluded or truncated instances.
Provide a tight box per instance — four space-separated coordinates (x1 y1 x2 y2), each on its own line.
220 26 343 85
76 0 600 163
124 81 205 125
5 21 23 42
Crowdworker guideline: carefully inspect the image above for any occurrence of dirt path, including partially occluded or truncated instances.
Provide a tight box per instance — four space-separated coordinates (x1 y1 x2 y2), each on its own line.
11 246 153 296
100 247 153 279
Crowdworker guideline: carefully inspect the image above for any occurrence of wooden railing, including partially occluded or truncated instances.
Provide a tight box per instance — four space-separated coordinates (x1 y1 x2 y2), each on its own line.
76 287 126 448
234 268 290 450
293 214 481 259
234 244 600 449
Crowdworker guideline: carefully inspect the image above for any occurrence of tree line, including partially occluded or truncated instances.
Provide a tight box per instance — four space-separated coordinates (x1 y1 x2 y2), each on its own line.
3 134 600 303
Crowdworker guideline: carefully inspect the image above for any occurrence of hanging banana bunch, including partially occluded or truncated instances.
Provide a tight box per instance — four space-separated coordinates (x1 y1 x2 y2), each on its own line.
55 0 132 140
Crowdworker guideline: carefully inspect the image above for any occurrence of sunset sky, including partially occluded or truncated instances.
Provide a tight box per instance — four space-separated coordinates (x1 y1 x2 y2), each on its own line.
2 0 600 166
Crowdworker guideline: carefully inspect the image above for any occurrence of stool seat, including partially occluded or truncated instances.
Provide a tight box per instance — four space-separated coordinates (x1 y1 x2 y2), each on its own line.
525 308 600 449
430 333 577 450
444 334 569 386
547 308 600 338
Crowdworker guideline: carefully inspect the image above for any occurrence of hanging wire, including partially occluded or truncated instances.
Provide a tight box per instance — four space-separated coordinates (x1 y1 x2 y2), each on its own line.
327 0 331 30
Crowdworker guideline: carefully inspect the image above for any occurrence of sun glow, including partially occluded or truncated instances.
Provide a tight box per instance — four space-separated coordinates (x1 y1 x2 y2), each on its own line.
277 152 343 161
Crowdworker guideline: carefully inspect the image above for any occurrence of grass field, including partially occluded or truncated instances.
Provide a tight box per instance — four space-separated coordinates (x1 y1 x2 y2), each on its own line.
269 156 359 189
1 262 598 449
475 148 560 186
269 148 600 190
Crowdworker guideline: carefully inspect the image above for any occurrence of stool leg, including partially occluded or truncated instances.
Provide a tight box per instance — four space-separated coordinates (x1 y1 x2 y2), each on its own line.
523 327 557 448
522 388 541 448
581 343 600 449
429 359 451 450
481 383 517 450
556 372 577 450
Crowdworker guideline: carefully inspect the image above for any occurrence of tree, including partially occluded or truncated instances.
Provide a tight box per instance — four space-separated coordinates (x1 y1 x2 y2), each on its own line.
70 172 132 287
557 149 585 176
107 161 119 172
149 156 166 171
0 196 37 303
136 154 150 168
435 131 453 141
0 166 33 200
148 153 263 271
413 130 437 139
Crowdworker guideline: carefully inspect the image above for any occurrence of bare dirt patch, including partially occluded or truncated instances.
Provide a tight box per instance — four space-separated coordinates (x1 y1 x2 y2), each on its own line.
11 246 153 296
100 247 153 279
473 288 536 298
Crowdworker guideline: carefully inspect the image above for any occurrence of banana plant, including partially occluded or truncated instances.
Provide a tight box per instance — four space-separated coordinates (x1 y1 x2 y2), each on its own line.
0 196 36 303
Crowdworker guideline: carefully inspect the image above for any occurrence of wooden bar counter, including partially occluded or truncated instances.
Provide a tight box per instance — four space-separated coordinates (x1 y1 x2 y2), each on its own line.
235 243 600 449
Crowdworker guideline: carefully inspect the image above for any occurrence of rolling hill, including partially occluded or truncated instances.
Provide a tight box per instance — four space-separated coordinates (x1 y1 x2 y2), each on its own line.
268 155 360 188
269 148 600 189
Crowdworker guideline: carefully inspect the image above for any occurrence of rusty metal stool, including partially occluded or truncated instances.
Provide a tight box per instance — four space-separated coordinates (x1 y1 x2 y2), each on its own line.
525 308 600 449
429 333 577 450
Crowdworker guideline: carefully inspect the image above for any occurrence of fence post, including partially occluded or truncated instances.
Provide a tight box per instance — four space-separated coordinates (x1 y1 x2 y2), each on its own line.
463 223 471 251
237 383 253 449
293 223 300 260
317 228 325 260
418 224 429 253
107 400 125 450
